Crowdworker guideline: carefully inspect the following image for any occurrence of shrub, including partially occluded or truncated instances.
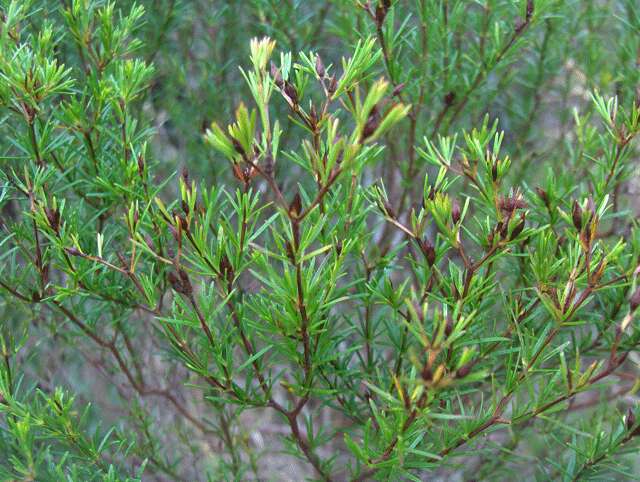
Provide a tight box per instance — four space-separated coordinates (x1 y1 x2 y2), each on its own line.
1 1 640 480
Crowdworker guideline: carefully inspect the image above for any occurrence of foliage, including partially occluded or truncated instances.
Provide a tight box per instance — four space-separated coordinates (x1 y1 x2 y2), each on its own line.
1 0 640 480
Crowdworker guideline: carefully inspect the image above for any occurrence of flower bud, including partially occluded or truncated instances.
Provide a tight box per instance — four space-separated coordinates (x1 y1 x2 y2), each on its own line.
270 62 283 88
362 109 381 140
289 192 302 218
526 0 534 21
444 316 453 337
375 4 387 25
419 238 436 266
167 271 180 289
391 83 405 98
444 91 455 106
45 207 60 233
510 212 526 240
178 268 192 295
144 234 155 251
455 363 472 379
284 82 298 105
219 254 234 283
231 137 246 157
327 76 338 95
315 55 325 78
452 199 461 225
572 200 582 231
626 408 637 433
535 187 548 205
65 246 82 256
137 154 145 178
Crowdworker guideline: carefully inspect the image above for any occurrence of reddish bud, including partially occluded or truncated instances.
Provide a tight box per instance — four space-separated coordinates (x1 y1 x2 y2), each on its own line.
587 196 596 217
231 138 246 157
219 254 234 283
200 118 209 133
572 201 582 231
626 408 637 433
327 76 338 95
64 246 82 256
264 152 274 178
419 238 436 266
137 154 145 178
168 269 193 296
284 82 298 105
309 104 318 127
456 363 472 379
583 223 592 244
167 223 179 242
289 193 302 218
178 269 192 295
375 4 387 25
144 234 155 251
45 207 60 233
380 200 396 219
498 220 509 239
444 317 453 337
526 0 534 20
270 62 283 88
444 91 456 106
391 83 405 98
167 271 179 286
178 215 189 231
362 109 381 140
510 212 526 239
285 240 295 261
231 163 245 182
535 187 549 205
452 199 461 225
498 191 527 214
315 55 325 78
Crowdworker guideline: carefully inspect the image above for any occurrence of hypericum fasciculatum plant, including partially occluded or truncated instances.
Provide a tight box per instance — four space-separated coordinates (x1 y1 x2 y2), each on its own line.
2 1 640 481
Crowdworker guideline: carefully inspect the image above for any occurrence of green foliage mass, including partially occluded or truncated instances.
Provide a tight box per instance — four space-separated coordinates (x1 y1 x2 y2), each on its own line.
1 0 640 480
